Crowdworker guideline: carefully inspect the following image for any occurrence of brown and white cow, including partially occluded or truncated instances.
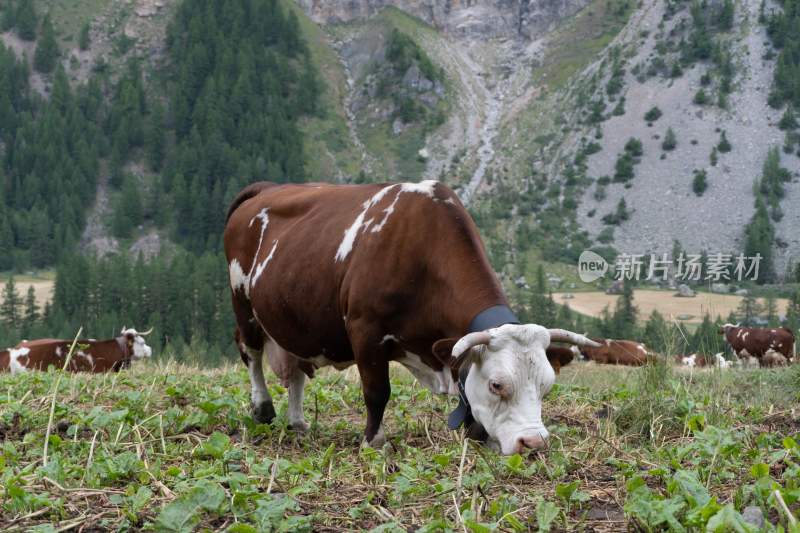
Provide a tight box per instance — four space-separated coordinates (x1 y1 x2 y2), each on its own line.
225 181 598 455
0 328 153 374
719 323 794 367
545 346 576 374
578 338 649 366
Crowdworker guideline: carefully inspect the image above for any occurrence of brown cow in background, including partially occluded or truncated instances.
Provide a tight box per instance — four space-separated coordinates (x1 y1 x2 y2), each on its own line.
719 324 794 367
0 328 153 374
578 338 649 366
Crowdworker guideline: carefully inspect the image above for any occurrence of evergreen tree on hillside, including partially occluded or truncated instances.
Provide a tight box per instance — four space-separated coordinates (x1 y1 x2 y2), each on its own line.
2 0 16 31
736 293 763 326
643 309 668 354
691 314 723 354
612 282 638 339
34 14 59 74
21 285 38 336
785 289 800 334
14 0 36 41
1 276 21 329
528 265 557 327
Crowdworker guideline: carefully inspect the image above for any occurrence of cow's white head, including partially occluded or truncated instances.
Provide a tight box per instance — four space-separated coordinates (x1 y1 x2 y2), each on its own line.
435 324 599 455
121 327 153 359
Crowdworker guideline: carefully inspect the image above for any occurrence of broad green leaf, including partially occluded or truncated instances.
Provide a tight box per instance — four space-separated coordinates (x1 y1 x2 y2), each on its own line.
705 505 757 533
535 499 559 532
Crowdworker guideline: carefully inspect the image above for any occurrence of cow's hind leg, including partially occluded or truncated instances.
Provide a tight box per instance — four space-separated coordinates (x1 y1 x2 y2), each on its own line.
265 341 312 432
235 325 276 424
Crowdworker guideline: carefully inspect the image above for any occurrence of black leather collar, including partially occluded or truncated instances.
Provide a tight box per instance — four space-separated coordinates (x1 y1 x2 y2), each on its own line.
448 305 519 433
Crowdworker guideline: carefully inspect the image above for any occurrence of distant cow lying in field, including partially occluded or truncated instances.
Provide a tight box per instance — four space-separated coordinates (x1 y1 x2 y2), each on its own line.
719 324 794 367
578 339 649 366
0 328 153 374
678 353 732 369
225 180 598 455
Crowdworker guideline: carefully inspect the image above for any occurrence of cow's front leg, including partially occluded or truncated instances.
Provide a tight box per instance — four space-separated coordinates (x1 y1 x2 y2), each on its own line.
245 346 276 423
356 356 391 448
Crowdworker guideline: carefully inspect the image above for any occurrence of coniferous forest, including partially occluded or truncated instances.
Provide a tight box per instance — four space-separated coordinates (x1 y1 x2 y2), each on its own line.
0 0 321 362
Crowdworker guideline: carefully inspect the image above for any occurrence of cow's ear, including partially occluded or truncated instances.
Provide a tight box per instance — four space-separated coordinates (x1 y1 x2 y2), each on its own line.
432 338 482 371
432 338 458 366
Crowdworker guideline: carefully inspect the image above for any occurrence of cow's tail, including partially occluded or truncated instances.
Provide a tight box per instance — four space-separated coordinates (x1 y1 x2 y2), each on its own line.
225 182 279 223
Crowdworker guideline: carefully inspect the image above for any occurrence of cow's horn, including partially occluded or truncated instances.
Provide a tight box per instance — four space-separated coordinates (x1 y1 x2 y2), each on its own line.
139 327 153 336
452 331 491 358
548 329 601 347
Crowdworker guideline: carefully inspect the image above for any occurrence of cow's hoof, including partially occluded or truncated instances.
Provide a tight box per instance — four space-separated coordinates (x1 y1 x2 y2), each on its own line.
290 420 310 432
361 426 386 449
252 401 276 424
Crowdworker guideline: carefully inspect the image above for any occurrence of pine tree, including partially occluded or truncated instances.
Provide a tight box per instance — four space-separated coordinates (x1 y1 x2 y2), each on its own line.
765 291 779 326
662 127 677 151
718 130 732 153
21 284 39 336
15 0 36 41
736 293 764 326
1 276 21 329
528 265 556 327
785 289 800 335
612 282 638 339
34 14 59 74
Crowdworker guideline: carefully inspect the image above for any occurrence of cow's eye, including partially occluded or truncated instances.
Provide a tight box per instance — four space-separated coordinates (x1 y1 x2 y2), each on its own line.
488 380 505 397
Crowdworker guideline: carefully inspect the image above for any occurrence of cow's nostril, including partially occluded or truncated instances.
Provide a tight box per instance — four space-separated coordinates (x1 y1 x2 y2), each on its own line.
517 435 547 452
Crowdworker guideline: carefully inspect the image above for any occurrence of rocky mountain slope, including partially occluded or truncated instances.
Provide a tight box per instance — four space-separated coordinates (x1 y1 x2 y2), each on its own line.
297 0 800 278
6 0 798 279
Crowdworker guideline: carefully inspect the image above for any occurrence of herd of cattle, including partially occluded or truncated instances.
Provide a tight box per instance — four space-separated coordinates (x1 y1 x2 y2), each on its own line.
1 181 797 454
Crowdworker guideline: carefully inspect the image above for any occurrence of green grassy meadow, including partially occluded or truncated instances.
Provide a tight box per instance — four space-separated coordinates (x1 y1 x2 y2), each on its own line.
2 357 800 531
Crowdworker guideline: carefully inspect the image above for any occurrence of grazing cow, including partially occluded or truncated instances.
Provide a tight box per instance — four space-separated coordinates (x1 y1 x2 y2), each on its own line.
719 323 794 367
578 339 649 366
225 181 598 455
0 328 153 374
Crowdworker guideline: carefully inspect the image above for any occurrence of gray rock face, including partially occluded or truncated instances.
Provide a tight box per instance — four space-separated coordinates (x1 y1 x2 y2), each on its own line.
295 0 589 39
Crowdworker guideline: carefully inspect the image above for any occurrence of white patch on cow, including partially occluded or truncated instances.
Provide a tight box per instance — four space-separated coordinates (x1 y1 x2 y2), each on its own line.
310 354 354 370
229 259 248 293
78 350 94 368
397 352 450 394
232 208 271 298
637 344 646 353
682 354 696 367
771 329 777 333
251 239 278 288
742 332 749 342
444 197 457 205
335 181 438 261
736 329 743 339
713 353 731 369
55 346 63 357
400 179 437 196
9 347 30 374
335 186 396 262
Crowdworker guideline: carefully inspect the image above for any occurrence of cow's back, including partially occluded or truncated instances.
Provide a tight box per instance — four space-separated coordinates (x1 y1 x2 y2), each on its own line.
224 180 504 362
